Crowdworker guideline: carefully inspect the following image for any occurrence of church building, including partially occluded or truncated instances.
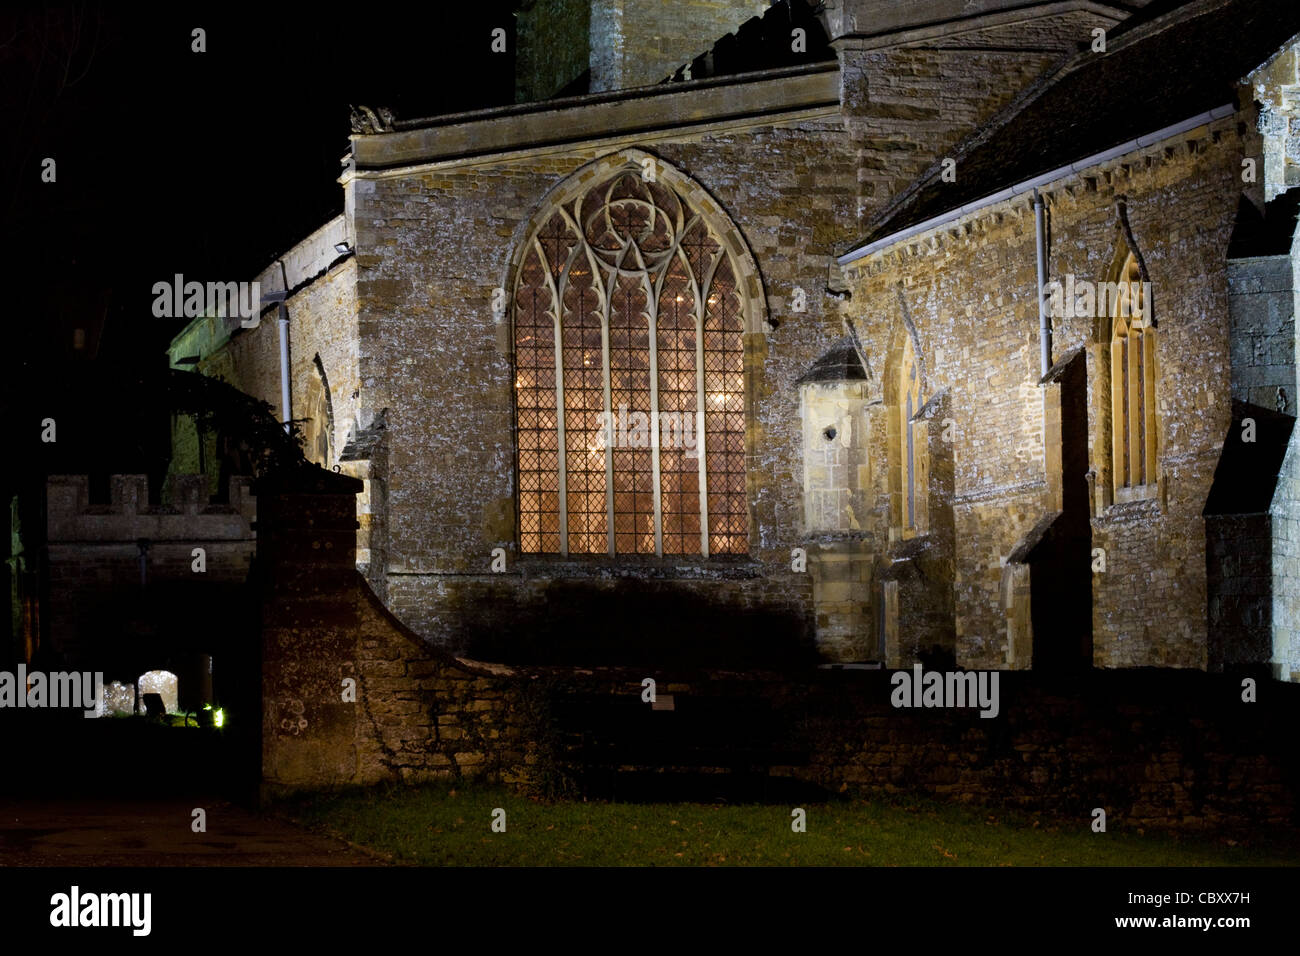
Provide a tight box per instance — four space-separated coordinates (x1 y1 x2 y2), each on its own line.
167 0 1300 680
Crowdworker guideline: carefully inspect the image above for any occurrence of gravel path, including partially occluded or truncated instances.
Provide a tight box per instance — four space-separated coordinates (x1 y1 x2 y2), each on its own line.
0 798 386 866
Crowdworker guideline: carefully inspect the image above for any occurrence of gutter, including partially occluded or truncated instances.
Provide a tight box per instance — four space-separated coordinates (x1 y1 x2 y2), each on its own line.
837 103 1235 267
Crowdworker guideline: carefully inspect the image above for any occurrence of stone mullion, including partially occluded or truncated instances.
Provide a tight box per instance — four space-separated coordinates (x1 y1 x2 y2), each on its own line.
653 221 706 558
561 201 616 558
698 249 727 559
540 235 582 556
597 253 617 556
679 246 707 560
650 221 707 558
547 283 567 553
558 236 591 553
643 258 663 557
530 236 566 556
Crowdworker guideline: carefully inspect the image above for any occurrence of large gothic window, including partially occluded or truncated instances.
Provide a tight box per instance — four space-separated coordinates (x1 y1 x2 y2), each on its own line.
1109 251 1156 498
514 168 747 557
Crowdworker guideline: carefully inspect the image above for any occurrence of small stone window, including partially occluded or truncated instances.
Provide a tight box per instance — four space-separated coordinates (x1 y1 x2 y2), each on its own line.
1109 252 1157 501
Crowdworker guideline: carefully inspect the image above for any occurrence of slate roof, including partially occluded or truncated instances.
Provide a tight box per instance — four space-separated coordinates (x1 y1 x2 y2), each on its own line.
846 0 1300 256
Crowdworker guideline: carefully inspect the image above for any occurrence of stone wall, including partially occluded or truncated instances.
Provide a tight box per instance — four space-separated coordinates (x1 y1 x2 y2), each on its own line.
1241 37 1300 685
800 371 874 660
1270 227 1300 681
841 113 1247 670
345 78 854 658
1227 255 1295 413
589 0 769 92
257 470 544 792
194 6 1144 672
884 389 958 667
1251 38 1300 202
516 0 591 102
175 3 1296 675
532 666 1299 830
44 473 256 675
838 7 1112 222
228 217 360 470
800 375 871 534
825 0 1138 39
166 217 373 563
260 475 1299 830
1207 512 1273 671
1272 436 1300 680
167 216 356 443
786 668 1299 830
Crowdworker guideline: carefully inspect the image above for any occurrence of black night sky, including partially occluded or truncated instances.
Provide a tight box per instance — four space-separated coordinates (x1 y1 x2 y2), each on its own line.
2 2 518 480
3 3 518 366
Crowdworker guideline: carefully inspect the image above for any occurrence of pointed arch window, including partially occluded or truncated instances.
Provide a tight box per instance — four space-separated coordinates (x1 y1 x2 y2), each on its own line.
302 357 334 468
513 168 748 557
893 334 927 537
1109 252 1156 498
901 341 921 533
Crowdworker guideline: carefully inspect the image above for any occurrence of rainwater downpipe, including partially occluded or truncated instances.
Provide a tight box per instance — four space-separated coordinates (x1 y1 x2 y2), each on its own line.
276 260 291 434
1034 189 1051 378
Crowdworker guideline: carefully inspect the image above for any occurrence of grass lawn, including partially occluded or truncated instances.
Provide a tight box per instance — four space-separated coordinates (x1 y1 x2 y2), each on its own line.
281 782 1300 866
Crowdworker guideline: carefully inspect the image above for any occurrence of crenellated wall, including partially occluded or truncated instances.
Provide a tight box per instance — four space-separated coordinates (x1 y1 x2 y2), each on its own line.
47 473 255 543
44 474 256 668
